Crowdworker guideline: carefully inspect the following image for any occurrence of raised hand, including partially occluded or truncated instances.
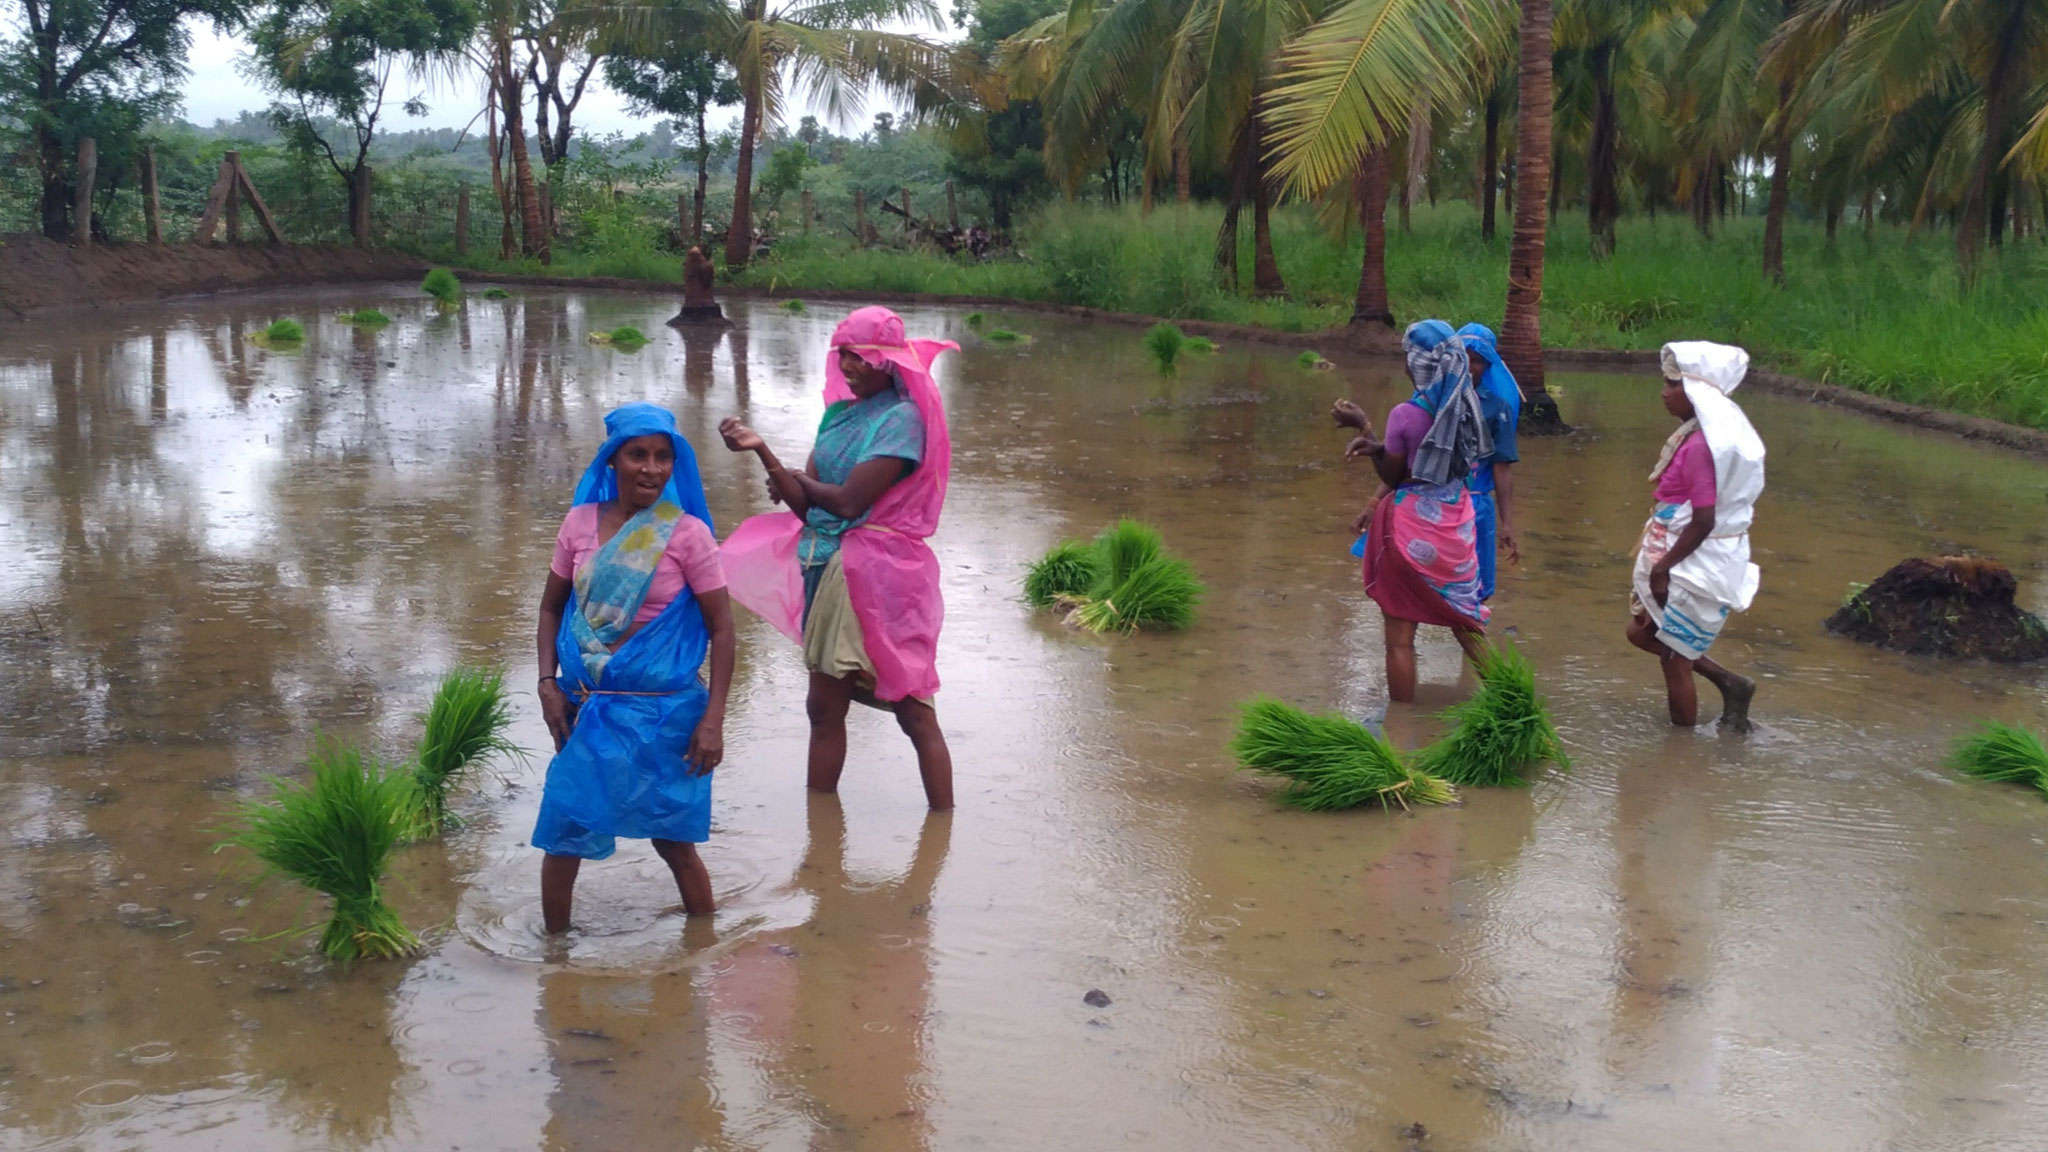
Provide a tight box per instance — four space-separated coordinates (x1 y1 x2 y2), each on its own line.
718 417 764 454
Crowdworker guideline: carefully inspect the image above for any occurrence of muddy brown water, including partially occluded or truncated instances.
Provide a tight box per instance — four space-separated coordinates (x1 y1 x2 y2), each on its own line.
4 290 2048 1152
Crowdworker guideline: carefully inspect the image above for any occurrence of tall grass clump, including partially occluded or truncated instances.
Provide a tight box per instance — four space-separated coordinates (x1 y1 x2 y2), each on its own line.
421 267 462 304
1023 540 1103 608
407 667 519 838
1949 719 2048 793
1232 698 1457 810
221 738 421 963
1410 646 1569 787
1147 322 1188 372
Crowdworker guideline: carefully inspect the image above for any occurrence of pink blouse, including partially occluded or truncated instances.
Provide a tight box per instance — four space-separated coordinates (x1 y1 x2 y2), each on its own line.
549 504 727 624
1654 431 1717 509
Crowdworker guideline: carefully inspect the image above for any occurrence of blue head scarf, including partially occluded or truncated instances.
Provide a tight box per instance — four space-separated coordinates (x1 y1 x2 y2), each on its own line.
571 402 714 532
1456 322 1522 419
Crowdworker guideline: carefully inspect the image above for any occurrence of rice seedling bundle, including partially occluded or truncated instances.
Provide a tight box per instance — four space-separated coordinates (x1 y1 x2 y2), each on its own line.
1023 519 1205 633
965 311 986 328
1410 646 1568 788
1295 350 1333 370
1146 322 1187 371
1949 719 2048 793
222 739 421 963
253 318 304 346
421 268 462 303
481 286 511 300
984 328 1024 343
1232 697 1457 811
406 667 519 838
340 308 390 326
1024 540 1103 607
781 298 807 312
1185 336 1217 353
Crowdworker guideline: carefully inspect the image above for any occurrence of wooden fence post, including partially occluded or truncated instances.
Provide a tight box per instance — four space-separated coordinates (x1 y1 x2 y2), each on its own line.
352 164 372 246
224 150 241 243
456 186 471 255
946 180 958 232
801 188 813 234
74 137 97 247
855 188 869 247
230 155 284 243
141 147 162 245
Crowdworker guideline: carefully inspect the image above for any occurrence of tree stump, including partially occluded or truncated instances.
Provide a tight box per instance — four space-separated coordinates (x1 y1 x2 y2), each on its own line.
668 245 731 327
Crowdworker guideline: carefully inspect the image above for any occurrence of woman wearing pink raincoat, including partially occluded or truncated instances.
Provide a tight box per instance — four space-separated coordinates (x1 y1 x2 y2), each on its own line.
717 307 957 810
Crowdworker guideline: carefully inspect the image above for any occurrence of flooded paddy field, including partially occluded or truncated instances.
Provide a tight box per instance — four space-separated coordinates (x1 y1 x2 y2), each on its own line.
3 289 2047 1151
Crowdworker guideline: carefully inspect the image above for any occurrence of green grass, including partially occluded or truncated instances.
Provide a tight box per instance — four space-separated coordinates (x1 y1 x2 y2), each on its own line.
1949 719 2048 793
1232 697 1458 811
1024 540 1104 608
406 667 519 839
220 738 421 963
340 308 390 326
435 199 2048 430
1410 646 1570 788
421 267 462 304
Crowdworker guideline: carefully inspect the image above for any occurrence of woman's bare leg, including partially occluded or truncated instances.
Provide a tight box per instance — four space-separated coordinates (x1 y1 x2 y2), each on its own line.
1690 655 1756 733
1384 614 1419 703
1660 649 1701 726
806 671 855 793
541 854 581 934
893 698 955 810
651 838 715 915
1454 628 1491 667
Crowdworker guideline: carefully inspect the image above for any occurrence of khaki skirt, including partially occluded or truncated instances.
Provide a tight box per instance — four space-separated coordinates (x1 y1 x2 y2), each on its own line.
802 553 931 705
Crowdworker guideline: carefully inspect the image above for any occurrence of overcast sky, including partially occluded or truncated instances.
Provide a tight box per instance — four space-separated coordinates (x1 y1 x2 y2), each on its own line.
179 19 943 139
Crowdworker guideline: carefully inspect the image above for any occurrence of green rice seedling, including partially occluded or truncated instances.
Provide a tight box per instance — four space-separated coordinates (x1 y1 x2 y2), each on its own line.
1073 552 1205 633
257 318 305 345
1410 645 1569 788
406 667 520 838
1232 697 1457 811
340 308 390 326
1185 336 1217 353
1024 540 1103 608
590 325 650 350
421 267 462 304
1295 350 1333 370
781 298 807 312
1949 719 2048 792
221 738 421 963
965 311 986 328
1146 322 1188 371
481 286 511 300
1091 518 1165 586
984 328 1024 343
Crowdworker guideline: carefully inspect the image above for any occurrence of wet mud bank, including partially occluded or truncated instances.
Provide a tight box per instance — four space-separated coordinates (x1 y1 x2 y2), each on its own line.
0 235 426 321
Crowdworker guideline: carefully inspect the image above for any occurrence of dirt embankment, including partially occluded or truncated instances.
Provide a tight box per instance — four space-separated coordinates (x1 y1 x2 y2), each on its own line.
0 234 427 321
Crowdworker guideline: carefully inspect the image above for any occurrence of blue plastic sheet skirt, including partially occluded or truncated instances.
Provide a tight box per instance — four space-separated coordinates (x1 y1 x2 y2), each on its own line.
1472 489 1498 601
532 590 712 859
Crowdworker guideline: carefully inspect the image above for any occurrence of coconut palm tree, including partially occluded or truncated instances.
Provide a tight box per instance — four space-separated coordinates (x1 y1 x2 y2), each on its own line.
1500 0 1560 423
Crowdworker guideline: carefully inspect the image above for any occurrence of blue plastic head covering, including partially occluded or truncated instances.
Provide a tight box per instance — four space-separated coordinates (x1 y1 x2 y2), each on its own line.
1457 321 1522 413
1402 319 1470 415
571 402 714 532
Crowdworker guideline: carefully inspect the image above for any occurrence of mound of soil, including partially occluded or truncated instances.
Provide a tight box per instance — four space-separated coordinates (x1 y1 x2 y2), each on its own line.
0 234 425 319
1826 556 2048 662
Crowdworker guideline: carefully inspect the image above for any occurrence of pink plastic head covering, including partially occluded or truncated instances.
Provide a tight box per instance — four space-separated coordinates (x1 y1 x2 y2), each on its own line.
824 306 957 539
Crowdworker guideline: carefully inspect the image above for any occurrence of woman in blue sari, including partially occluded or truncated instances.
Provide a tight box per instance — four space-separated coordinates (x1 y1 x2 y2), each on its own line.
1456 322 1522 599
533 403 737 934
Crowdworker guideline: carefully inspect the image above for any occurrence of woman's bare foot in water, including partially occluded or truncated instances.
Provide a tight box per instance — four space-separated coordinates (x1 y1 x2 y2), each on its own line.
1717 676 1756 733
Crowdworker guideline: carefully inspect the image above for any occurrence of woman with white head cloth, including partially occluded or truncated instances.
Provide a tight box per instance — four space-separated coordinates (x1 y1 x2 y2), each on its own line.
1626 341 1765 732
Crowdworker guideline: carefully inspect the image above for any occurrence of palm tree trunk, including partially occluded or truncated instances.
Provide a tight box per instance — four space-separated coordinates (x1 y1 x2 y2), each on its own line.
1175 139 1191 207
1587 43 1619 260
1502 0 1563 431
497 37 546 262
1481 93 1501 242
1761 113 1794 285
1352 146 1393 330
1215 118 1255 290
727 82 763 271
1245 154 1277 297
